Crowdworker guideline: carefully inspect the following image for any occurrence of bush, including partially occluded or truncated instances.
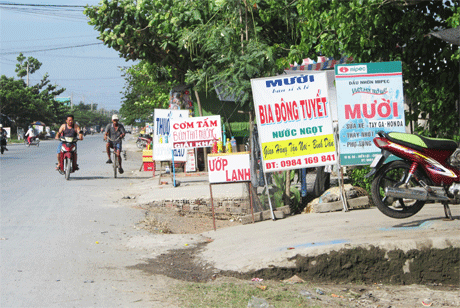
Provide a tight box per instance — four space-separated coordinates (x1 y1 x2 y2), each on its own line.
346 166 372 196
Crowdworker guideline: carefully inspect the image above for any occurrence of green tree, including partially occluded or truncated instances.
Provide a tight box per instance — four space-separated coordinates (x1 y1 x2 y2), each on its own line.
0 76 35 128
71 102 112 128
84 0 298 108
288 0 459 138
119 61 173 125
15 53 42 81
1 56 67 129
86 0 458 138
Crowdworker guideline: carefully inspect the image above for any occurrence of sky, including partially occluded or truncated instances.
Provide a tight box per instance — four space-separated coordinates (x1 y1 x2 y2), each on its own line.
0 1 137 111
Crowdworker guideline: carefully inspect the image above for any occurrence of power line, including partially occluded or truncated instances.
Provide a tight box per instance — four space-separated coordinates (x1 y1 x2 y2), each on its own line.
0 2 88 21
0 2 86 8
2 35 97 43
0 43 103 55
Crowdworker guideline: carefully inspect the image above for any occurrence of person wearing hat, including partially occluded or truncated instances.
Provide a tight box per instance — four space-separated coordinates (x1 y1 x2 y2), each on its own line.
55 115 83 171
0 124 8 153
104 114 126 174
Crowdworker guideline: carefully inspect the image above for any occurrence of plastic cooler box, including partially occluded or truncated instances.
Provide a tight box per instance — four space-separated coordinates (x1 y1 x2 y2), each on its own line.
142 150 155 172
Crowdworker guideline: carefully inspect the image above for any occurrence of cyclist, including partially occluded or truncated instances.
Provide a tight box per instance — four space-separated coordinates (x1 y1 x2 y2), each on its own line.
55 115 83 171
104 114 126 174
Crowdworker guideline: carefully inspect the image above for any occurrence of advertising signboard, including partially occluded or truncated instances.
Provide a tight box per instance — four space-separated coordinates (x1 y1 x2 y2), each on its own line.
170 115 222 149
335 61 406 165
251 72 337 173
153 109 189 161
208 153 251 184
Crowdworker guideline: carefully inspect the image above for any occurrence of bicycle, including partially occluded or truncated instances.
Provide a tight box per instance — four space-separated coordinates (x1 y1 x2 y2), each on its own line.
107 136 123 178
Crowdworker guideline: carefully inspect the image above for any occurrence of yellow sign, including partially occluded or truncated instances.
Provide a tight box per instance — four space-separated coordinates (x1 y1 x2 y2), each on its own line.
262 134 336 160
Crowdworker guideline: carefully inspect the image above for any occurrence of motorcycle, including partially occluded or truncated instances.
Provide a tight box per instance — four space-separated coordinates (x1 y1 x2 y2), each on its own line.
24 136 40 147
136 134 152 149
58 136 78 180
366 131 459 220
0 135 6 154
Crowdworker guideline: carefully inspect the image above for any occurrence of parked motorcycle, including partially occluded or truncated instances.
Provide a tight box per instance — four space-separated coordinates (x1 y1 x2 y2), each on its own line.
136 134 152 149
57 137 78 180
366 131 459 220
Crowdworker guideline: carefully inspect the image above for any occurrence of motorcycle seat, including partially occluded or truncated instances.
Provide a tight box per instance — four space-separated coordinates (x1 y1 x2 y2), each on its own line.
386 132 458 151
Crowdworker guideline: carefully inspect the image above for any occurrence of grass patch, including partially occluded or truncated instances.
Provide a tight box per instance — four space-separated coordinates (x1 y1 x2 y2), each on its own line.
172 278 333 308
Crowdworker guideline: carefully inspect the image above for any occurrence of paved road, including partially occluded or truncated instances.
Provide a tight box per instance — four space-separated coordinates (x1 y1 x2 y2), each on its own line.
2 135 459 306
0 135 182 307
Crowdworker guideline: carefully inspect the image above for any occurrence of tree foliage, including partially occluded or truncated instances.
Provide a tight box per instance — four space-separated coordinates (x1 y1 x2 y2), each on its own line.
289 0 459 138
15 53 42 80
119 61 173 125
84 0 299 108
71 102 112 129
85 0 459 138
0 72 67 129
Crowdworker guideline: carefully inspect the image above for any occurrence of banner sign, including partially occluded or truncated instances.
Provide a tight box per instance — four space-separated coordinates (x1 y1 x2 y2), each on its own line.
4 127 11 138
185 149 196 172
171 115 222 149
335 61 406 165
208 153 251 184
251 72 337 173
153 109 189 161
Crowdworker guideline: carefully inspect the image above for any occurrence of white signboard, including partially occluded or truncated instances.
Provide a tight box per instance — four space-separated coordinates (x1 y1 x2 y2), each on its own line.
153 109 189 161
4 127 11 138
185 149 196 172
208 153 251 184
171 115 222 149
335 61 406 165
251 72 337 173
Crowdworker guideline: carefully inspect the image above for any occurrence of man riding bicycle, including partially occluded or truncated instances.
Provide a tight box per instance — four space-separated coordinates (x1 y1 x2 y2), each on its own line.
104 114 126 174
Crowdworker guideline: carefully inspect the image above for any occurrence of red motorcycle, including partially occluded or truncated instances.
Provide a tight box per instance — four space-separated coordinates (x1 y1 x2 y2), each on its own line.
367 131 459 219
136 133 152 149
58 137 78 180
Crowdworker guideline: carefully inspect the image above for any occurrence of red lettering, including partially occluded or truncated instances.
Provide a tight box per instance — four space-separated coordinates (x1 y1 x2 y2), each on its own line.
363 103 376 119
259 105 266 124
275 103 282 122
345 104 361 119
244 168 250 180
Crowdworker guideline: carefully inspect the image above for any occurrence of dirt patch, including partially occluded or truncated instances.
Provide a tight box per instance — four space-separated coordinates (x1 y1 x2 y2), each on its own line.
128 242 460 307
127 243 216 282
136 204 241 234
229 246 460 286
130 202 459 307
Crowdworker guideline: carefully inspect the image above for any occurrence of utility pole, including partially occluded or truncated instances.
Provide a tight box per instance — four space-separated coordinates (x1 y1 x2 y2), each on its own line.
70 93 73 109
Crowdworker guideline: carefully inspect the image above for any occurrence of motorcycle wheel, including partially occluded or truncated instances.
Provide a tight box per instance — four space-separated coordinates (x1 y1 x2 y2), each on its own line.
37 140 40 147
371 160 431 219
136 140 144 149
65 158 71 180
1 146 3 154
